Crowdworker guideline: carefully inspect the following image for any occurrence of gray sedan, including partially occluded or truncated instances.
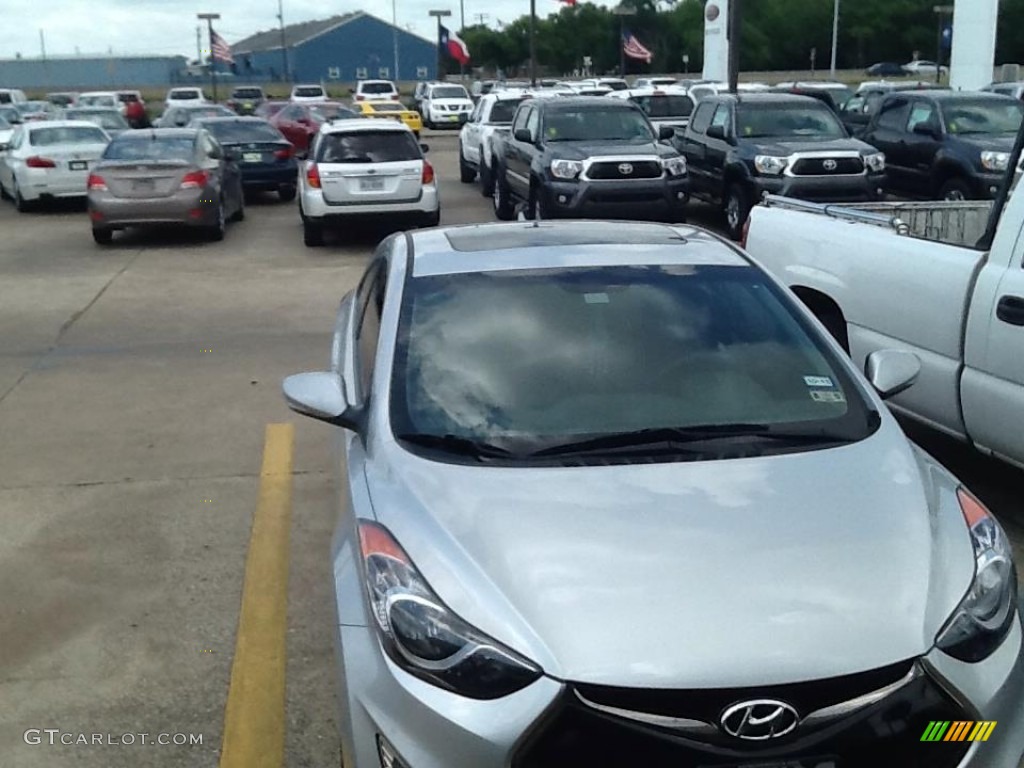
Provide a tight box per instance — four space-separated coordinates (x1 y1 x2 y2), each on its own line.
87 128 244 244
64 108 131 137
284 221 1024 767
155 104 235 128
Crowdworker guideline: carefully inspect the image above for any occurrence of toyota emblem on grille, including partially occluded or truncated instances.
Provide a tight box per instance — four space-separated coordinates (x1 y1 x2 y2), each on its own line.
822 159 838 172
618 163 634 175
720 700 799 740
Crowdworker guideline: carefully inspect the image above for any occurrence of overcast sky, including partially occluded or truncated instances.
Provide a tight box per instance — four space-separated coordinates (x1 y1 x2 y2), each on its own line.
0 0 575 60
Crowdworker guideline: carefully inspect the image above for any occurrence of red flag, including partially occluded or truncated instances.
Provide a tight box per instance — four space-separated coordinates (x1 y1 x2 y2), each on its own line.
559 0 578 5
622 31 652 63
439 25 470 65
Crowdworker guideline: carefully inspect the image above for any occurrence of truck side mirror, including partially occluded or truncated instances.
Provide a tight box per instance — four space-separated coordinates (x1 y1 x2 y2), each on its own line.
514 128 533 143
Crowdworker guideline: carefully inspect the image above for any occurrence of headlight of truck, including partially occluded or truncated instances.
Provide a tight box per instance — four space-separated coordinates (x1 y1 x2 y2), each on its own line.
935 488 1018 662
661 156 687 177
550 159 583 180
981 151 1010 172
359 520 542 699
864 152 886 172
754 155 789 176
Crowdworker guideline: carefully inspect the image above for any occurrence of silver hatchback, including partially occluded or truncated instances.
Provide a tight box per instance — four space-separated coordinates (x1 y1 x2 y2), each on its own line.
284 221 1024 768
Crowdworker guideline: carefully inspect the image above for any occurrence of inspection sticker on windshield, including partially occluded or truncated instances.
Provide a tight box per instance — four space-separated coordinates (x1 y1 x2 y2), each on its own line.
810 390 846 404
584 293 610 304
804 376 834 388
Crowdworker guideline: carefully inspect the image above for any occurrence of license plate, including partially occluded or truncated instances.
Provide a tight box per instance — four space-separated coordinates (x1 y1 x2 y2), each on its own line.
69 160 87 171
447 115 459 122
133 179 155 191
243 152 262 163
710 760 836 768
360 178 385 191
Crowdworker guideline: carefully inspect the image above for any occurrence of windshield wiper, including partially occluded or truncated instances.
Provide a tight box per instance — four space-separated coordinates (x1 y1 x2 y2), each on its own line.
530 424 856 458
395 432 517 460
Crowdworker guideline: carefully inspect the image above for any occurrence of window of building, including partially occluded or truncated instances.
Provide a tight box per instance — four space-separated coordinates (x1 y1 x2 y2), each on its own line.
378 67 390 79
328 67 341 80
356 67 368 80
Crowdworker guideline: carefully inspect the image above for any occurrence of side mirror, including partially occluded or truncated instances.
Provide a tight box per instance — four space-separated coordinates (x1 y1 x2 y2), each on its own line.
865 350 921 400
513 127 533 143
420 143 430 154
658 124 675 140
282 371 360 430
913 122 940 138
0 143 8 152
208 146 223 159
707 124 730 142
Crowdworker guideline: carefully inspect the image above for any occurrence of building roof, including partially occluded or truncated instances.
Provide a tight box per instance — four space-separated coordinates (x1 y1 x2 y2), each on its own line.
232 11 434 54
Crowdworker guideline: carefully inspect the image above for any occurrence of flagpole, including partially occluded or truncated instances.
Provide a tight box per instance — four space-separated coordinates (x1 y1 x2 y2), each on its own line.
529 0 537 86
198 12 221 102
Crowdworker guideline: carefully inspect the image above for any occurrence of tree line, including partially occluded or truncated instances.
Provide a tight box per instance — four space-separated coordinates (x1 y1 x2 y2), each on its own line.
458 0 1024 77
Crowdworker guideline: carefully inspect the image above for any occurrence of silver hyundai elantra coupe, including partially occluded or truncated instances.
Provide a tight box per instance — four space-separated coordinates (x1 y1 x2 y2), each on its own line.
283 221 1024 768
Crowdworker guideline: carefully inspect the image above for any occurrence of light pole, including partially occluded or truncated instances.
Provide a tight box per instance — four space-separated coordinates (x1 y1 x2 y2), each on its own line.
934 5 954 84
277 0 289 83
428 9 452 80
392 0 400 81
529 0 537 86
613 4 636 78
197 12 221 102
830 0 840 79
728 0 742 93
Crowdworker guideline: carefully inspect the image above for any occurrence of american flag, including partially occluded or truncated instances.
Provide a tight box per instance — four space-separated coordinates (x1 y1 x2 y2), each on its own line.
211 29 233 64
622 30 652 63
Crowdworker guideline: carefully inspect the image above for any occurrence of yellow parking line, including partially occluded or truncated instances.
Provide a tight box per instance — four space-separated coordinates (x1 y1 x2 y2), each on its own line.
219 423 295 768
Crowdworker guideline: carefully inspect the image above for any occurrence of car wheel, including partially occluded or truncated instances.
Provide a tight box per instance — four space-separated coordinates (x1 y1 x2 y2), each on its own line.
939 178 971 202
420 208 441 228
92 227 113 245
303 219 324 247
13 181 33 213
231 194 245 222
208 199 226 241
493 168 515 221
458 143 476 183
479 161 495 197
278 184 297 202
724 183 751 241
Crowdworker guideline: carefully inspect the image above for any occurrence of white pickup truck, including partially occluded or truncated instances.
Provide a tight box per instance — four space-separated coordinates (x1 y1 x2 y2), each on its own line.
745 193 1024 469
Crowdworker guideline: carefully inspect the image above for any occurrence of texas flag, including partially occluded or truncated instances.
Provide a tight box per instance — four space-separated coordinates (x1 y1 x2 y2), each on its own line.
439 25 471 65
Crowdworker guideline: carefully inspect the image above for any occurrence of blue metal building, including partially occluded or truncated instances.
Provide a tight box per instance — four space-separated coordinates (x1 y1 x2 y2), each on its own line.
231 12 437 84
0 56 188 90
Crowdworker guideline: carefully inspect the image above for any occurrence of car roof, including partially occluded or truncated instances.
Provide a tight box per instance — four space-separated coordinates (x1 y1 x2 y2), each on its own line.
194 116 269 124
80 91 118 97
358 80 395 86
534 96 638 110
405 222 749 277
320 117 410 133
885 90 1013 102
25 119 108 130
117 128 199 139
705 92 823 105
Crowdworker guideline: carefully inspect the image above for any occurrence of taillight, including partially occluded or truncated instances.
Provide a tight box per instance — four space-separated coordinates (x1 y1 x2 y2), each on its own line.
274 146 293 160
26 156 56 168
87 173 107 191
355 94 365 101
306 163 321 188
422 160 435 185
180 170 209 189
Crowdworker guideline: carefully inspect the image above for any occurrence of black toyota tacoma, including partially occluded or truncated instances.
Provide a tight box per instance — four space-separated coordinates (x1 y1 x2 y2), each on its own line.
491 97 689 221
677 93 887 239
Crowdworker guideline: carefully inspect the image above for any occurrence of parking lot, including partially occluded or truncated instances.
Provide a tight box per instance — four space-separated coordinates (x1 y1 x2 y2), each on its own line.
2 129 1024 768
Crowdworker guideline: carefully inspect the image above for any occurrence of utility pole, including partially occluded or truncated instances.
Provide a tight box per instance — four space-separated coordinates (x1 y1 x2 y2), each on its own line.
277 0 289 83
475 13 488 25
459 0 466 82
197 12 221 102
196 26 202 67
529 0 537 86
429 9 452 81
934 5 954 84
392 0 400 81
613 4 637 78
830 0 840 79
727 0 741 93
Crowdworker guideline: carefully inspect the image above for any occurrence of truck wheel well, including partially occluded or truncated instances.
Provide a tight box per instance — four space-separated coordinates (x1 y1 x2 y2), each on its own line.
791 287 850 354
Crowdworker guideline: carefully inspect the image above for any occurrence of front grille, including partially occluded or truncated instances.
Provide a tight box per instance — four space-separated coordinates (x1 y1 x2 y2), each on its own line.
588 192 664 204
513 663 971 768
791 156 865 175
586 160 663 180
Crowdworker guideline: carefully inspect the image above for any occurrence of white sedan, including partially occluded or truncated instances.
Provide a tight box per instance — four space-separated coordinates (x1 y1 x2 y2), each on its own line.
0 120 110 211
903 60 948 77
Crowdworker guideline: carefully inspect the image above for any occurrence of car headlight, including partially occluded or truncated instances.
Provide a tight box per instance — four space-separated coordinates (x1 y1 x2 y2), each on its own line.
864 152 886 172
358 521 542 699
981 151 1010 172
661 156 687 177
935 488 1018 662
550 159 583 180
754 155 789 175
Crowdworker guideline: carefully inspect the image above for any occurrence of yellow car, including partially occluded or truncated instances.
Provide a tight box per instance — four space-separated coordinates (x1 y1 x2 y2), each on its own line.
354 101 423 135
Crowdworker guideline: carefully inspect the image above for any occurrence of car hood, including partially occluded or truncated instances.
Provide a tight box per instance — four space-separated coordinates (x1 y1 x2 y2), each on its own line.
368 423 976 688
430 98 473 109
547 140 678 160
748 137 877 156
950 133 1017 153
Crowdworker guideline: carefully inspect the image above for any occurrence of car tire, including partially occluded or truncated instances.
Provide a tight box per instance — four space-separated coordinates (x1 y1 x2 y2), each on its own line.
303 219 324 247
13 181 33 213
479 161 495 197
278 184 297 202
420 209 441 228
92 227 113 245
938 178 972 202
458 144 476 183
208 200 226 241
724 182 751 241
493 168 515 221
231 195 245 222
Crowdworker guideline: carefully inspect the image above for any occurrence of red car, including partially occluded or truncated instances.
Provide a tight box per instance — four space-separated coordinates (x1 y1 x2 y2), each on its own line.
268 101 356 155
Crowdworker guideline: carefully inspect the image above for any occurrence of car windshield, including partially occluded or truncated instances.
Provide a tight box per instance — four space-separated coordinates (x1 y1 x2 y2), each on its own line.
371 103 406 113
189 107 233 118
309 104 356 122
294 87 324 97
737 103 848 139
79 95 117 107
317 131 420 163
170 91 201 100
489 99 524 123
632 94 694 118
67 111 129 130
19 102 47 113
118 93 140 103
103 137 195 161
203 121 283 142
943 99 1024 135
432 87 468 99
30 126 108 146
601 80 629 91
391 264 875 461
544 108 654 141
361 83 394 94
233 88 263 99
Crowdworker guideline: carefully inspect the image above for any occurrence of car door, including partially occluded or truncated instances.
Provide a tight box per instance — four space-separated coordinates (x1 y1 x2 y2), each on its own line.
505 105 534 199
679 101 715 196
704 103 734 202
462 101 483 164
864 96 913 193
902 99 943 197
0 125 20 191
207 132 242 213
